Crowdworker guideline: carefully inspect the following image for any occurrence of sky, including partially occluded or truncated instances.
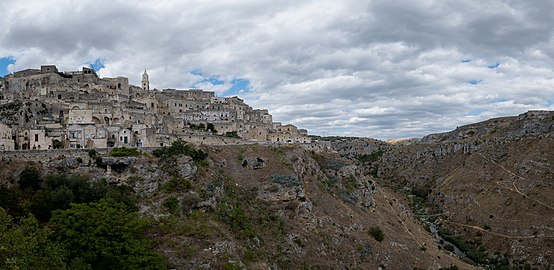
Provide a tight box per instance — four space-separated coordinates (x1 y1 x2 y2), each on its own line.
1 0 553 139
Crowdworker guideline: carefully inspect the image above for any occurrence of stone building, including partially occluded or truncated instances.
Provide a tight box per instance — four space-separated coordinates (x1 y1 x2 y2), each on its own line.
0 65 314 150
0 123 14 151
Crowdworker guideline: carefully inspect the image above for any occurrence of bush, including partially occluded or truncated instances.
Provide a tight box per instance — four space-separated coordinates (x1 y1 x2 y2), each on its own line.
88 149 97 158
271 174 302 187
368 226 384 242
161 176 192 192
357 150 384 163
217 204 255 239
153 139 207 161
109 147 141 157
224 131 240 138
162 196 180 213
324 160 343 170
206 122 217 133
337 188 358 204
437 226 488 264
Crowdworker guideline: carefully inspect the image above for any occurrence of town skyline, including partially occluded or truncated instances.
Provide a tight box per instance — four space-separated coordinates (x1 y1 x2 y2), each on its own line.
1 0 553 139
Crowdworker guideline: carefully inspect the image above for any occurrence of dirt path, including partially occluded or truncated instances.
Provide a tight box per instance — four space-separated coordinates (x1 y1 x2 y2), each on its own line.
476 153 554 211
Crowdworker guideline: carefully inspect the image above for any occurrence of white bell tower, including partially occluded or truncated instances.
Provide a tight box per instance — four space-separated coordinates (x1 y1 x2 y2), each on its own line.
142 69 149 91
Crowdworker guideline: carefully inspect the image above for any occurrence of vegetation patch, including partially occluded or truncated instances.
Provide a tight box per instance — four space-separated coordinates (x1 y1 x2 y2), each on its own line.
161 176 192 193
358 241 372 261
368 226 384 242
109 147 141 157
153 139 207 161
0 172 165 269
357 150 384 163
271 174 302 187
51 199 167 269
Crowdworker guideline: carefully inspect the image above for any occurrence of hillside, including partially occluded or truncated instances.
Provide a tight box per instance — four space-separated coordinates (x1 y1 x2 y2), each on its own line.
0 143 473 269
372 110 554 269
0 110 552 269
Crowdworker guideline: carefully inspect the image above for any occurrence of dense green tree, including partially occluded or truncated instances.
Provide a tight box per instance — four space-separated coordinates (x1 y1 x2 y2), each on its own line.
51 199 167 270
0 207 67 270
18 166 42 190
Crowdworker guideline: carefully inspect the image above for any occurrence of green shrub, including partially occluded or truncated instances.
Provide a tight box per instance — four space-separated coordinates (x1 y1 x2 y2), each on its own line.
357 150 384 163
109 147 141 157
368 226 384 242
95 156 103 166
88 149 97 158
337 188 358 204
153 139 207 161
343 175 357 192
161 176 192 193
206 122 217 133
271 174 301 187
223 261 242 270
324 160 343 170
217 204 255 239
437 226 488 265
162 196 180 213
224 131 240 138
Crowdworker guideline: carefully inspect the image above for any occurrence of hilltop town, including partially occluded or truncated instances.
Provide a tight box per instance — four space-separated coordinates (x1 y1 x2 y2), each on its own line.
0 65 314 151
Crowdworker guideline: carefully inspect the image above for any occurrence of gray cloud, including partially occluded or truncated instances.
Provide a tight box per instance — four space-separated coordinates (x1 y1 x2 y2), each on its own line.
1 0 553 139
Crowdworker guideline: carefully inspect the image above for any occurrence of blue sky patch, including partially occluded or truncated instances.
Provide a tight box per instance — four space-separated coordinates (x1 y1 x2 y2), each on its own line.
0 57 16 77
190 69 225 87
461 59 472 63
468 79 483 85
466 108 487 116
487 62 500 69
89 59 105 72
190 69 251 96
546 100 553 107
225 78 250 96
494 98 509 103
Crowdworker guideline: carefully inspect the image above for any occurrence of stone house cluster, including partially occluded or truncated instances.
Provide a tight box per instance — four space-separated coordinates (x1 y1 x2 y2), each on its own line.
0 65 312 150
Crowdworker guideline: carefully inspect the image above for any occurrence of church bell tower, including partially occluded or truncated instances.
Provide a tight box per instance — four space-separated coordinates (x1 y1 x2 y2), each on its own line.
142 69 149 91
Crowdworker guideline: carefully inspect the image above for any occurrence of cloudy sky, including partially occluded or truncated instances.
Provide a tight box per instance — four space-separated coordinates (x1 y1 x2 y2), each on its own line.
1 0 553 139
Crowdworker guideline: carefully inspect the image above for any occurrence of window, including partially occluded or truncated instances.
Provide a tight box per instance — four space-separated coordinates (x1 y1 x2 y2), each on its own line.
34 134 38 142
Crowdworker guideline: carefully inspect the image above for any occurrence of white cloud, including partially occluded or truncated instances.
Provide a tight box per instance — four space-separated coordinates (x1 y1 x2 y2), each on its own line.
1 0 553 139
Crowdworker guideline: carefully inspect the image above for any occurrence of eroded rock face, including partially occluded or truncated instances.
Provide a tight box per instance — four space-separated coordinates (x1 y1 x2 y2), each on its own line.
49 157 81 170
258 183 304 202
241 157 266 170
102 156 138 166
175 156 197 179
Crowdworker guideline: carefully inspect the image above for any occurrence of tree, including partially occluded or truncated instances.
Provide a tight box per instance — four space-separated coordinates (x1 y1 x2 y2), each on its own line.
51 199 167 269
18 166 42 190
206 123 217 133
0 207 67 270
